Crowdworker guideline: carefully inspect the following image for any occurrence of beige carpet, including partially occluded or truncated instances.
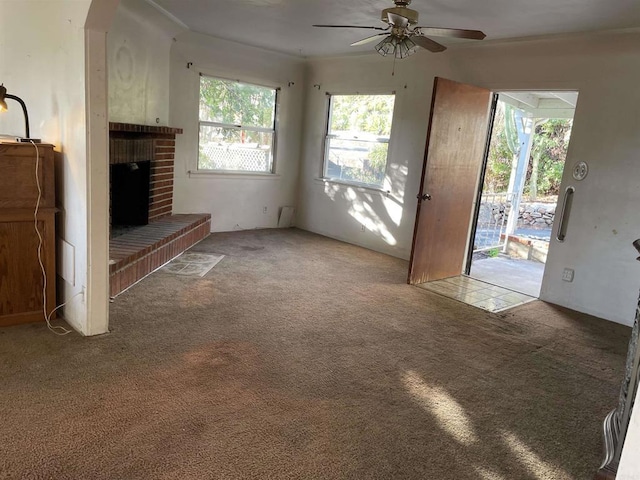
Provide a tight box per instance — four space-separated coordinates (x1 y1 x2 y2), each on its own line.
0 228 631 479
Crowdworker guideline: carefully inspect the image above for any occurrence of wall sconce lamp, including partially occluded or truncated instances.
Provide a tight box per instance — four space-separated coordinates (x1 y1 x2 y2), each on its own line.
0 84 40 143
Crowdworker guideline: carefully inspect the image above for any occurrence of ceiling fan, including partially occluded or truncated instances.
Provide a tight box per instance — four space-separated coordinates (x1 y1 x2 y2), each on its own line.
313 0 486 59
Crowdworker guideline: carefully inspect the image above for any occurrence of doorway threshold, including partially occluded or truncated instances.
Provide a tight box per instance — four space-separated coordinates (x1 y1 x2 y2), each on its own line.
416 276 536 313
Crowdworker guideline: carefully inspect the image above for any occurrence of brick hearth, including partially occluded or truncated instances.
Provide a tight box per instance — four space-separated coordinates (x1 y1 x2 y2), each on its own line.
108 123 211 297
109 214 211 297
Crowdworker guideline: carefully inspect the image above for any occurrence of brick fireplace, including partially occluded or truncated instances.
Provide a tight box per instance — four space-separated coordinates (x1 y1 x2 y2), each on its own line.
108 123 211 297
109 122 182 225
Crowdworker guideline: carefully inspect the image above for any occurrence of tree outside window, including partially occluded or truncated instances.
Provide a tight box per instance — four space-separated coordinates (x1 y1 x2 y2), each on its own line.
198 75 278 173
324 94 396 187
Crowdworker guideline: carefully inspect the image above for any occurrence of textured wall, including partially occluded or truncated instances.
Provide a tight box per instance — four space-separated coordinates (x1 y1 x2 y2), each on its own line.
107 0 184 126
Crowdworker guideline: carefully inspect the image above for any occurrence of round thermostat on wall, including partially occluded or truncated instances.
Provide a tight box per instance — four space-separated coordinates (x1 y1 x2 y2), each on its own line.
572 161 588 181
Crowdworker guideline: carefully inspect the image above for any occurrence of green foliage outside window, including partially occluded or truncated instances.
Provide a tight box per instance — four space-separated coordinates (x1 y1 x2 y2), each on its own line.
325 94 395 187
329 95 395 136
199 76 275 129
198 75 277 172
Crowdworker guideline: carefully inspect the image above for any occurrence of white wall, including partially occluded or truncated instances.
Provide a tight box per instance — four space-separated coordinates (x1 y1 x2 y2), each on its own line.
297 54 454 259
298 31 640 326
169 32 305 231
0 0 93 333
85 0 121 337
108 0 183 125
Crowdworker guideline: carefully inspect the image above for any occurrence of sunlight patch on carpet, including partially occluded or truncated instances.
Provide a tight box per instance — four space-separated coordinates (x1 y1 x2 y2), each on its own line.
501 430 569 480
475 466 509 480
161 253 224 277
402 370 478 446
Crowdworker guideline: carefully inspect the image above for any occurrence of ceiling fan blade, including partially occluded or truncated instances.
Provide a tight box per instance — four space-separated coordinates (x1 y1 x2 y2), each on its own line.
411 35 447 53
351 33 388 47
313 24 388 31
386 12 409 28
416 27 486 40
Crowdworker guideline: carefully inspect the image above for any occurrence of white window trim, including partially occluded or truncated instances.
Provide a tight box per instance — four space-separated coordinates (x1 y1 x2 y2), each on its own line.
322 93 395 189
187 170 282 180
197 74 280 175
314 176 390 194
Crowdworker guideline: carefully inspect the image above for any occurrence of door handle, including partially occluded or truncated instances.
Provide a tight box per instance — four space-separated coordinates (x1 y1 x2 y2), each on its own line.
556 186 575 242
417 193 432 201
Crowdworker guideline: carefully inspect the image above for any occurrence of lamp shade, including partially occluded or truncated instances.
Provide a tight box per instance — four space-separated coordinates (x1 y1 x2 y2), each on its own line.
0 85 8 112
395 36 418 59
375 35 419 59
0 83 39 142
375 36 399 57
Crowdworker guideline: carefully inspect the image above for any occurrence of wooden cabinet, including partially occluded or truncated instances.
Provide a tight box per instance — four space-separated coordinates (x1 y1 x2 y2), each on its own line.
0 143 56 327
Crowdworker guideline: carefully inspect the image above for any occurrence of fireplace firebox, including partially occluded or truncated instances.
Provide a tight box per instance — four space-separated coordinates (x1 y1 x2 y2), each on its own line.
110 160 151 227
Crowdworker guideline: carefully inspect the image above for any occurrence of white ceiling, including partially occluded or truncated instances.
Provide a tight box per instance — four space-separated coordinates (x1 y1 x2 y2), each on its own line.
151 0 640 57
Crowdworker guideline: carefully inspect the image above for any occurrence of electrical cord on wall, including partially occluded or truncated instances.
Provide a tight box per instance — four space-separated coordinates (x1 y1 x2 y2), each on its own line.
30 140 76 336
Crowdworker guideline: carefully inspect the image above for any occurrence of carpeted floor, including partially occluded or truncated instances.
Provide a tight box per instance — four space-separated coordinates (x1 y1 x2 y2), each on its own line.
0 228 631 479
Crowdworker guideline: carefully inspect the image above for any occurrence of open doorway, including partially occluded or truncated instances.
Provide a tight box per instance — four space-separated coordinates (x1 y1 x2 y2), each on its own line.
467 91 577 298
408 79 579 313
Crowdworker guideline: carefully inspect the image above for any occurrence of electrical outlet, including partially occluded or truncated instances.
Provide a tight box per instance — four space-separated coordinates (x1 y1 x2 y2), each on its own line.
562 268 574 282
263 206 268 214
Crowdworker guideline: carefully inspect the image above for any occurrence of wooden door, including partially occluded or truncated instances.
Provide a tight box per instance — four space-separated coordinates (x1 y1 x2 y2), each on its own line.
408 77 493 284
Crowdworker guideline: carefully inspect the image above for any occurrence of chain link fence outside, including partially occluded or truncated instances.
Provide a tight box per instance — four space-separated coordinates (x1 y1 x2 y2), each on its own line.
199 144 272 172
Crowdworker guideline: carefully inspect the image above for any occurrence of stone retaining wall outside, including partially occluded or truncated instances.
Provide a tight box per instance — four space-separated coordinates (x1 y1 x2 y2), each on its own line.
486 201 556 230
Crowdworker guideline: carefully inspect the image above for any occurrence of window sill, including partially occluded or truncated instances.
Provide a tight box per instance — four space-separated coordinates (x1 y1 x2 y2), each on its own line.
314 177 390 194
188 170 281 180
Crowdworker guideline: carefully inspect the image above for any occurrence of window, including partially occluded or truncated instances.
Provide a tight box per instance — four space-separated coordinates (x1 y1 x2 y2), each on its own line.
198 75 278 173
324 94 396 187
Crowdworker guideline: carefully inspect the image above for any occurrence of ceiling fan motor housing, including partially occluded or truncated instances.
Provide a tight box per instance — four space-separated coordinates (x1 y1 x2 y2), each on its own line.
382 6 419 25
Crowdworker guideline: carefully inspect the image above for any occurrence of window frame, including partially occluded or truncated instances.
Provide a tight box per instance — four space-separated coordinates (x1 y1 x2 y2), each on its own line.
197 73 280 175
322 92 396 189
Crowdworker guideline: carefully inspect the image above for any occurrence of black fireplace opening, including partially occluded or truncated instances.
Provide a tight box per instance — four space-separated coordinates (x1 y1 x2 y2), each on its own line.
110 161 151 230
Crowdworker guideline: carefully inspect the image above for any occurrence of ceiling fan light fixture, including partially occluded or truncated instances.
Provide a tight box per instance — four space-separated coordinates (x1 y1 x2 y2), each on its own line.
374 36 397 57
396 36 418 58
375 35 417 59
313 0 485 57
